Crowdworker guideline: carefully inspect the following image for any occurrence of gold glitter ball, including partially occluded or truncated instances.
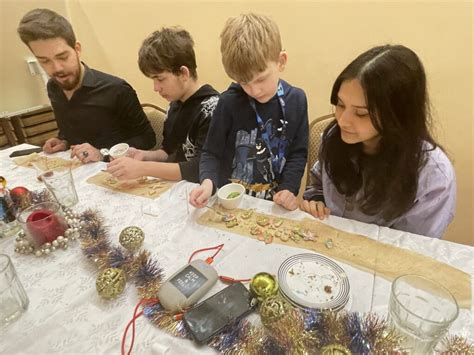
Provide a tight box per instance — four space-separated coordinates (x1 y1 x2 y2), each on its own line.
119 226 145 251
96 267 126 299
250 272 279 301
321 344 352 355
259 295 290 326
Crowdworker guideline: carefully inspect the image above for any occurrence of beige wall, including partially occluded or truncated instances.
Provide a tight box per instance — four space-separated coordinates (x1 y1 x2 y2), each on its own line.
1 0 472 245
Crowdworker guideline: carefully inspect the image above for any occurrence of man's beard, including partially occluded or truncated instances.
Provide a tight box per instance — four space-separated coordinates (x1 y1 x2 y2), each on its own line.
51 56 82 91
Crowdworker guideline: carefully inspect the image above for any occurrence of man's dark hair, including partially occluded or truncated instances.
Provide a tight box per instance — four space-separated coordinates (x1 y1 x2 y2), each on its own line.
17 8 76 47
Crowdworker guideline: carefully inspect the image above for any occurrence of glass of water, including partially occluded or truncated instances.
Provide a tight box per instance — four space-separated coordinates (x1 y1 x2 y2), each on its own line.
0 254 29 327
389 274 459 353
41 168 78 208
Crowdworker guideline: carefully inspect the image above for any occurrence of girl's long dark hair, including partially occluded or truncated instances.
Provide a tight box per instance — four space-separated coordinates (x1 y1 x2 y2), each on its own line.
321 45 437 220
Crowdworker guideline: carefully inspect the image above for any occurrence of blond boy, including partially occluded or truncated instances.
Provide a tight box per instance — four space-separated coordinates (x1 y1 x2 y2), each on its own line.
190 13 308 210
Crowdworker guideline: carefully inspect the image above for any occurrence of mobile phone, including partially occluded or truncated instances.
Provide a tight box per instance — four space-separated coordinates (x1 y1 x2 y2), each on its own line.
183 283 256 344
9 147 43 158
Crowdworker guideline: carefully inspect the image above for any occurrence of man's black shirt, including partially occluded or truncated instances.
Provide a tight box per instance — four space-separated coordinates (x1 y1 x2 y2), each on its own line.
47 64 155 150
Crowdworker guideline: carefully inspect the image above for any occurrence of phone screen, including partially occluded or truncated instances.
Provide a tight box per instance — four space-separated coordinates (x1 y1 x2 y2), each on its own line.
183 283 255 343
9 147 43 157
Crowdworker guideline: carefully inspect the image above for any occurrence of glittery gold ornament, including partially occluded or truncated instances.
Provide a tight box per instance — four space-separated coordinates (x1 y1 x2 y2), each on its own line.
119 226 144 251
250 272 279 301
96 267 126 299
259 295 290 326
321 344 352 355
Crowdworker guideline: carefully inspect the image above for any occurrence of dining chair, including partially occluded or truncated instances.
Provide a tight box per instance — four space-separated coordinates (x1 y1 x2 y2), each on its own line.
8 106 58 147
141 103 167 150
306 113 335 185
0 117 18 149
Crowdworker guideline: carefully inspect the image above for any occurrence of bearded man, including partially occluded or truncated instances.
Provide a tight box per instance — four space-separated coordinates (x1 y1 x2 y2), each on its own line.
17 8 155 163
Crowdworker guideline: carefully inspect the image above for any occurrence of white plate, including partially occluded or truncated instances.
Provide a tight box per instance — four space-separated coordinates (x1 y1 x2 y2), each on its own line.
278 253 350 310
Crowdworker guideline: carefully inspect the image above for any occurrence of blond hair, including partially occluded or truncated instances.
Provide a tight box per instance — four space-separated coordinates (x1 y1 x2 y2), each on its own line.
220 13 282 83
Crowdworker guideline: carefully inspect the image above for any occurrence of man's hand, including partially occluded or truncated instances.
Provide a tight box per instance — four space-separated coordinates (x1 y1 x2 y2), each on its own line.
299 200 331 220
189 179 213 208
106 157 145 180
43 138 67 153
273 189 298 211
126 147 146 161
70 143 102 163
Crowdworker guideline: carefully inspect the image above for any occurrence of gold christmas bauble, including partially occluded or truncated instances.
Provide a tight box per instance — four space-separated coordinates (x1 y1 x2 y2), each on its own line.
249 272 279 301
96 267 126 299
119 226 145 251
259 294 290 326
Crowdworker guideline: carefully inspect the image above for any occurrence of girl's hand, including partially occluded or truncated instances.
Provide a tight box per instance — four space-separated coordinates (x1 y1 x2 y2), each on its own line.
299 200 331 220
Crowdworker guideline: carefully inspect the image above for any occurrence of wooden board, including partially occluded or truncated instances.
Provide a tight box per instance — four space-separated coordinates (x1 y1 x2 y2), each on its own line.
86 171 174 199
197 207 472 309
13 153 82 171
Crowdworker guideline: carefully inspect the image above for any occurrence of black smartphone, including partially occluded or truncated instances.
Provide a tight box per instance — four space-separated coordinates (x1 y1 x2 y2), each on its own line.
183 282 256 344
9 147 43 158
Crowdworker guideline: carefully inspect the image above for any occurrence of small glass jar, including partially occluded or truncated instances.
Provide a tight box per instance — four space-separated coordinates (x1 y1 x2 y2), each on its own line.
17 202 68 247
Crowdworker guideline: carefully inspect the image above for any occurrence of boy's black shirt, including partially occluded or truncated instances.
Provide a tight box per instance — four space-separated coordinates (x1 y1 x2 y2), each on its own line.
200 80 308 198
162 84 219 182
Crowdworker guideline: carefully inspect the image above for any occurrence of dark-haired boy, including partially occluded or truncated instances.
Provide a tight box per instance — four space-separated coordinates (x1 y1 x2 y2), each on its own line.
106 27 219 182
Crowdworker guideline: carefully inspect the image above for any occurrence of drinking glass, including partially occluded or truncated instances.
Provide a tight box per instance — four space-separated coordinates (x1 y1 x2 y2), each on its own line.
0 254 29 327
41 168 78 208
389 274 459 353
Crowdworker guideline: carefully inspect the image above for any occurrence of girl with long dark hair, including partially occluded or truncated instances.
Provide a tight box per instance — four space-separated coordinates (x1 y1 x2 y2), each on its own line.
301 45 456 238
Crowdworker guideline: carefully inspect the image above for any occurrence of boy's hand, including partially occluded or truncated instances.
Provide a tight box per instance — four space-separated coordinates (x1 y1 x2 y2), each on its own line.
189 179 213 208
70 143 102 163
106 157 145 180
43 138 67 153
299 200 331 220
126 147 146 161
273 189 298 211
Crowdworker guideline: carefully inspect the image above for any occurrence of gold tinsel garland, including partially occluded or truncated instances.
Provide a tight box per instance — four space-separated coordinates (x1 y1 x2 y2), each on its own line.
74 208 473 354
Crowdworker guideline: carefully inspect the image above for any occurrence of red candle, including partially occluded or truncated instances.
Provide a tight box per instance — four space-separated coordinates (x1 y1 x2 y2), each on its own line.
26 208 67 245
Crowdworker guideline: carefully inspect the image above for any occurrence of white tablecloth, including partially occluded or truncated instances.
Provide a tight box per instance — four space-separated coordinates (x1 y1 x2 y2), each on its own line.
1 144 473 354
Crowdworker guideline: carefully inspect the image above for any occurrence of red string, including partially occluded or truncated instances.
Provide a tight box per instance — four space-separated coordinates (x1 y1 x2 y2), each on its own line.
219 276 252 283
121 244 249 354
121 298 158 355
187 243 224 264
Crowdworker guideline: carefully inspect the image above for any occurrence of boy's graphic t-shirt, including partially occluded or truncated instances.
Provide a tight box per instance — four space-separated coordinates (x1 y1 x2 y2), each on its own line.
231 116 289 199
200 80 308 200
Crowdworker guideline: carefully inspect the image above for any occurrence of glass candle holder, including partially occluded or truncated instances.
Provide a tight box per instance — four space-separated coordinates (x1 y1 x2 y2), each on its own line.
388 274 459 353
17 202 68 248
